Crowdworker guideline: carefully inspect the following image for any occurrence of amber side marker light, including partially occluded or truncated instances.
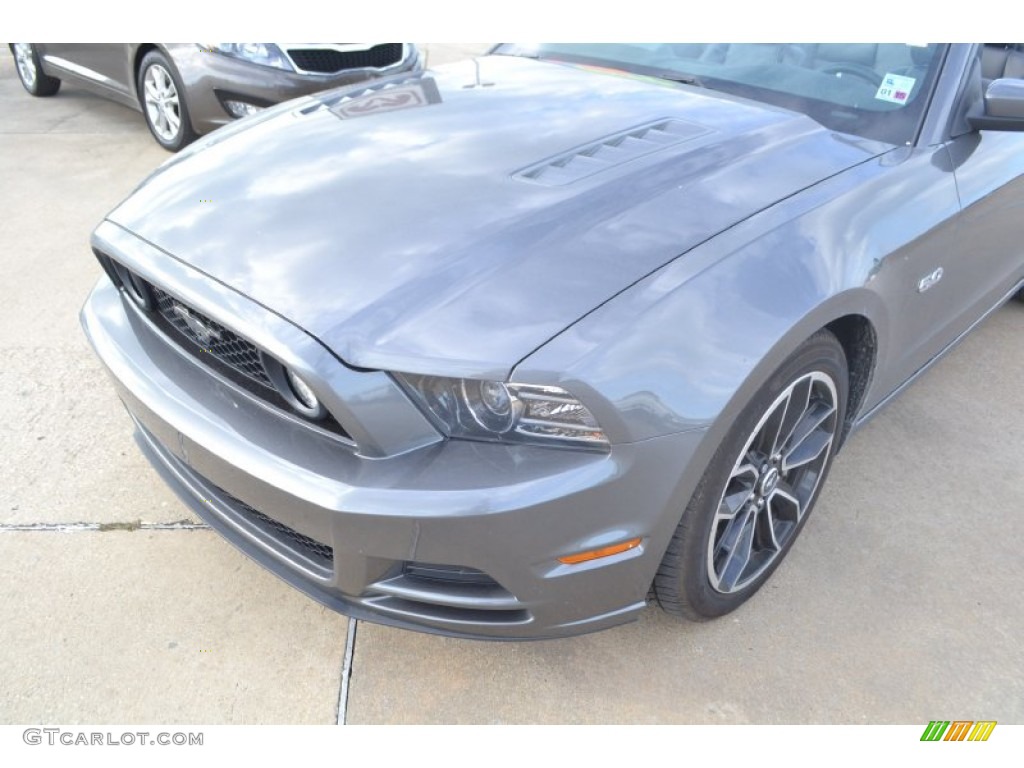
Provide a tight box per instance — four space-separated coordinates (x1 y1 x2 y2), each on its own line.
558 538 643 565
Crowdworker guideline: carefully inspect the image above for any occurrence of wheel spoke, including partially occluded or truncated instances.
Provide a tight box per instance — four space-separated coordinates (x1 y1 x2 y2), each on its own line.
773 376 811 456
165 107 180 133
715 461 758 521
714 507 756 592
759 485 801 554
755 396 788 459
733 459 758 480
718 487 752 521
755 502 782 552
782 398 835 453
782 428 833 472
769 484 802 523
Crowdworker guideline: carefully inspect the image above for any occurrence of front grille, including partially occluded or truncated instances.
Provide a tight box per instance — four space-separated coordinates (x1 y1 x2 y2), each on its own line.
151 286 274 389
287 44 404 74
96 253 353 442
220 487 334 570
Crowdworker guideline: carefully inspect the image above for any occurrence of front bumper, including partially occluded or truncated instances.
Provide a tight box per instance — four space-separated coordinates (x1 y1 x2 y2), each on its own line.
81 269 707 639
166 44 423 135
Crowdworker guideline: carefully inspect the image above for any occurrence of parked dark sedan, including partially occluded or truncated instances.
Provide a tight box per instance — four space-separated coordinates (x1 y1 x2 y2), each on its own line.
81 44 1024 639
9 43 421 150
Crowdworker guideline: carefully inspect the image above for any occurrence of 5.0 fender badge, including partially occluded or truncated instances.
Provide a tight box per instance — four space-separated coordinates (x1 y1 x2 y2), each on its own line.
918 266 944 293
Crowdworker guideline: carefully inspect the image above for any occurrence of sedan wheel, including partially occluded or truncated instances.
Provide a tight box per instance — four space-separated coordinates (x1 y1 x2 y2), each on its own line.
655 330 848 620
138 51 198 151
10 43 61 96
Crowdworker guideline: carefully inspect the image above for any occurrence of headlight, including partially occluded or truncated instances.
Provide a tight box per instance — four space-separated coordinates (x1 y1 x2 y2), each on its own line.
204 44 293 71
394 374 609 450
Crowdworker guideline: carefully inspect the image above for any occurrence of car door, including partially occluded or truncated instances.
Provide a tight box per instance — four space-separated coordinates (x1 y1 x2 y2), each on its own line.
948 130 1024 302
871 46 1024 399
942 44 1024 307
945 46 1024 317
38 44 134 101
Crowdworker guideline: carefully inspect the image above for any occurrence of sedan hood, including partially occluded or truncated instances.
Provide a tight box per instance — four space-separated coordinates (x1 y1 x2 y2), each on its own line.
108 55 885 379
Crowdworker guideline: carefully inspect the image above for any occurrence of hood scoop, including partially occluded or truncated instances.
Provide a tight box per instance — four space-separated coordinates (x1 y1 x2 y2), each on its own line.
513 118 711 186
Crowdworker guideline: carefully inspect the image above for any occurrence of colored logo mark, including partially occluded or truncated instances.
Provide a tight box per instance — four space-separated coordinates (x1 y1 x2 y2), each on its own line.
920 720 996 741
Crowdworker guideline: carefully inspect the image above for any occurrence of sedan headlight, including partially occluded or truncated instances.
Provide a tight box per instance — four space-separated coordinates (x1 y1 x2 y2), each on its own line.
395 374 609 450
204 44 293 71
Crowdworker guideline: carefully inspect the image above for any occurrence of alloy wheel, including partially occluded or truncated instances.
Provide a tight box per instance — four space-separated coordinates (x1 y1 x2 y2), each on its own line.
143 64 182 142
707 371 839 593
13 43 37 89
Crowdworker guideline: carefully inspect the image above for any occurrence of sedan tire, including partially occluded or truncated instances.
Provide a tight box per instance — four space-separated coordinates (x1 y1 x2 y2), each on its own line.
654 330 848 620
10 43 60 96
137 50 198 152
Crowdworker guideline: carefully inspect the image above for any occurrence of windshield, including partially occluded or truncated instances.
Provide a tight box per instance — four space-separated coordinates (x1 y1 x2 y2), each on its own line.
494 43 947 145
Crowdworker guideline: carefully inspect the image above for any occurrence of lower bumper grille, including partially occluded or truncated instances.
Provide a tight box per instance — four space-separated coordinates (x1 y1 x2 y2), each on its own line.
403 562 501 588
363 596 531 626
216 485 335 572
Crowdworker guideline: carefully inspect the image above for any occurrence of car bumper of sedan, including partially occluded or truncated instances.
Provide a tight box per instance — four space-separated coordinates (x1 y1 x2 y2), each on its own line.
168 44 423 135
81 273 707 640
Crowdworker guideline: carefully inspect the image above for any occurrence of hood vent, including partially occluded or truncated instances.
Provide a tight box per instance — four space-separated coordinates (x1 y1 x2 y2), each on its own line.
513 118 711 186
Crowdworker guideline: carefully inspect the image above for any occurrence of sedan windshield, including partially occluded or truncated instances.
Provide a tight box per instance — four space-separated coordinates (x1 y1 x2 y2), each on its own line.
494 43 947 145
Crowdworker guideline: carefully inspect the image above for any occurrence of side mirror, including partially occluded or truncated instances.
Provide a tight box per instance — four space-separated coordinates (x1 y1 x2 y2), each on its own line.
968 78 1024 131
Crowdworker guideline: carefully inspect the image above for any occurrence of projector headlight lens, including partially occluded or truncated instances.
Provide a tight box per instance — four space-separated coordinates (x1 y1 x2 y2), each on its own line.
395 374 609 450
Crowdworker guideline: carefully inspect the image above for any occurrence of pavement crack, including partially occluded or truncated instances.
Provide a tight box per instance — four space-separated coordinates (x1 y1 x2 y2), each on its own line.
98 520 142 532
336 617 358 725
0 520 210 532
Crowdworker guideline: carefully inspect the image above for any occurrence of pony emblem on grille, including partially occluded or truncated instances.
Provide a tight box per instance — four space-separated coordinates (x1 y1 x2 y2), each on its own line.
172 302 222 345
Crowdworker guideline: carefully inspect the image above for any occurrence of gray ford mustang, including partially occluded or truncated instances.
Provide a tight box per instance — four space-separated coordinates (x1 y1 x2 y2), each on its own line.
81 43 1024 639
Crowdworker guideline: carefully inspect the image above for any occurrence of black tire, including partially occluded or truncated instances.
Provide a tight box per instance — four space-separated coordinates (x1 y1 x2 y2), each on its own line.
10 44 61 96
137 50 198 152
654 330 848 620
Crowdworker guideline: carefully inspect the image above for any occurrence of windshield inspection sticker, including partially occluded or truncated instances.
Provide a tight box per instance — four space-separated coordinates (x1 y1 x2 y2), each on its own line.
876 73 916 104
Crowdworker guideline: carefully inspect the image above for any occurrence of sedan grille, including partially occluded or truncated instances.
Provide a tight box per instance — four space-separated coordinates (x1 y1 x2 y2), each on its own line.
286 44 404 74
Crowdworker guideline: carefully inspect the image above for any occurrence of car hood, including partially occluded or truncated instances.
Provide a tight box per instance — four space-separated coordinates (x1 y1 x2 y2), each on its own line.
108 54 886 379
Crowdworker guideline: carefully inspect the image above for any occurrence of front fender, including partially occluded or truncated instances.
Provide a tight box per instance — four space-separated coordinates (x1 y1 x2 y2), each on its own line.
513 144 958 456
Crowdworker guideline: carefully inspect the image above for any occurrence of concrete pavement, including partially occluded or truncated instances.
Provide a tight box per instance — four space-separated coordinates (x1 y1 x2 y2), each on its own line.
1 44 1021 725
